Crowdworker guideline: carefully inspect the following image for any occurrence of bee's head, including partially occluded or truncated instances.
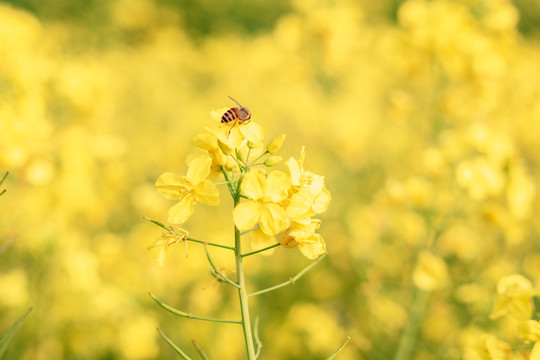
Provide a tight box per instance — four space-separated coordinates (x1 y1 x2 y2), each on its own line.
238 107 251 122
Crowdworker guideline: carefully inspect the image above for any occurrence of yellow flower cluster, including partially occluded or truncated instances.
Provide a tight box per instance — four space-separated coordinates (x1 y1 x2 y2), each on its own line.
155 105 331 261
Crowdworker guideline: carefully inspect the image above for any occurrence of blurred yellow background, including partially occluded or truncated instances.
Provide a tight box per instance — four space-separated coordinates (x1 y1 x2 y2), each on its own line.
2 0 540 359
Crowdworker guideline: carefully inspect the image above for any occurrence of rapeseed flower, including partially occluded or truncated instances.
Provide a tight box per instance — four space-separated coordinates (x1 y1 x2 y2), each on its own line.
149 227 189 266
285 146 331 222
209 107 264 151
412 251 448 291
463 333 511 360
193 130 238 170
233 169 291 236
281 218 327 259
518 320 540 343
490 274 537 321
156 153 220 224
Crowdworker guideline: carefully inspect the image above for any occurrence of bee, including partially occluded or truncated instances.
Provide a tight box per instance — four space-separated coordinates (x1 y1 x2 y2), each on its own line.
221 96 251 135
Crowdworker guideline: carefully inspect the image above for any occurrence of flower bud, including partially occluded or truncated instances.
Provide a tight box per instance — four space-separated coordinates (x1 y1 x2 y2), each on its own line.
236 149 245 162
247 140 258 149
217 139 232 155
266 134 286 154
264 156 283 167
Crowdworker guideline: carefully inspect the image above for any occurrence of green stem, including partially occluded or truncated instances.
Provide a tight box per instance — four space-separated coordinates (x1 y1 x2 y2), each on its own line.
221 166 236 198
242 243 280 257
325 336 351 360
248 253 326 297
253 316 262 359
0 307 32 357
192 340 210 360
156 327 193 360
393 288 430 360
149 292 241 324
233 177 257 360
204 242 240 289
251 151 268 164
144 217 235 251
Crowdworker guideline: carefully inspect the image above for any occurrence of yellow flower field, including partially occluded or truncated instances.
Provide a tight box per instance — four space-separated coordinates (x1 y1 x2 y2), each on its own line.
2 0 540 359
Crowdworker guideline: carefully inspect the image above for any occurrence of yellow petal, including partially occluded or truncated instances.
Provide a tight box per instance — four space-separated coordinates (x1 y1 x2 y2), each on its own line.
286 157 302 186
186 154 212 185
193 132 217 151
259 203 289 235
286 189 313 219
156 172 187 200
531 342 540 360
306 172 325 196
299 146 306 168
297 234 326 259
168 195 196 224
412 251 448 291
239 122 264 144
313 187 331 214
249 228 277 255
156 245 168 267
280 227 298 248
194 179 220 206
518 320 540 343
508 297 533 321
241 170 265 200
215 126 243 150
233 201 262 231
265 170 291 203
210 108 229 122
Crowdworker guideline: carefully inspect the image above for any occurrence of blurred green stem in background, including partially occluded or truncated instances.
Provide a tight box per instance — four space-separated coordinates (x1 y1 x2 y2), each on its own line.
0 307 32 359
0 171 8 197
393 288 430 360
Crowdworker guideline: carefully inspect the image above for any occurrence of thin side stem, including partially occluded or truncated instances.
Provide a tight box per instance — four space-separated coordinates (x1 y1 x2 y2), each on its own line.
233 176 257 359
0 171 8 187
204 242 240 289
149 292 242 324
156 327 193 360
192 340 210 360
251 151 268 164
242 243 280 257
248 253 326 297
253 316 262 359
221 166 236 198
239 226 259 236
144 217 235 251
325 336 352 360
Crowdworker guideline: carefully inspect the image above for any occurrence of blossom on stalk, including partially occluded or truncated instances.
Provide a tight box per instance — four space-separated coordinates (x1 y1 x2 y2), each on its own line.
281 218 327 259
285 146 331 222
463 333 511 360
148 227 189 266
490 274 538 321
233 169 291 236
193 129 237 170
518 320 540 343
156 153 220 224
210 108 264 152
412 251 448 291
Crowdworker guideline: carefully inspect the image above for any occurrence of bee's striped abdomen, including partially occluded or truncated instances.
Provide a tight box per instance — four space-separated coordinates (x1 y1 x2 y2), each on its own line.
221 108 240 123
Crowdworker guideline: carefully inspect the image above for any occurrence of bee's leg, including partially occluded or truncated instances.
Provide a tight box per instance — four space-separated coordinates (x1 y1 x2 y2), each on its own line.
227 119 238 137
